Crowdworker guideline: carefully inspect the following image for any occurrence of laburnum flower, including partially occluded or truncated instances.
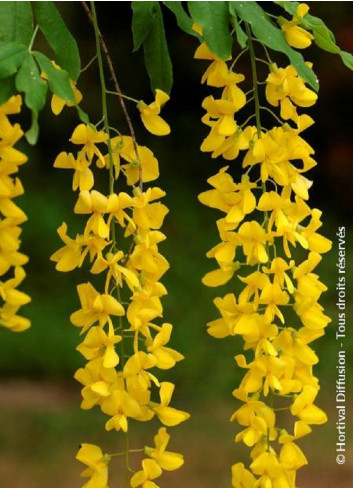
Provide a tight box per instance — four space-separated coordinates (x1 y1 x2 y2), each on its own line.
0 95 30 332
231 399 277 447
146 323 184 369
101 385 142 432
137 89 170 136
290 385 327 425
70 282 125 332
231 463 257 488
131 458 162 488
152 382 190 426
195 25 330 488
54 151 94 191
74 190 110 238
132 187 169 231
116 136 160 185
76 443 110 488
280 3 314 49
0 267 30 308
74 357 117 410
238 221 270 265
91 250 139 293
202 96 239 137
123 351 158 392
77 325 122 368
145 427 184 471
51 222 108 272
53 69 187 487
70 124 108 165
266 64 317 121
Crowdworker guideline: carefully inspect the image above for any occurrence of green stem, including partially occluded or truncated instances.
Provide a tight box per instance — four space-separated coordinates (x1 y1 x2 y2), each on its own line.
90 2 116 232
260 105 283 125
80 54 98 73
245 23 261 137
116 285 131 487
91 2 130 486
106 90 139 104
246 22 270 261
28 25 39 52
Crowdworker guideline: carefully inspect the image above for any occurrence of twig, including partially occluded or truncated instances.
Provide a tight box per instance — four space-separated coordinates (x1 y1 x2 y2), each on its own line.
81 1 143 190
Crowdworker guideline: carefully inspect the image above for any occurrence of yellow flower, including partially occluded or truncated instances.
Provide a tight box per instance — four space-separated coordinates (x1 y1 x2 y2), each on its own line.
146 323 184 369
74 358 117 409
132 187 169 231
76 443 110 488
152 382 190 426
202 96 239 136
0 95 22 116
74 190 110 238
70 124 108 164
137 89 170 136
70 282 125 332
0 267 30 307
51 222 108 272
54 151 94 191
279 441 308 470
281 3 314 49
101 386 141 432
91 250 139 293
290 385 327 424
259 283 290 323
232 400 276 447
238 221 269 265
123 351 158 392
145 427 184 471
77 325 122 368
266 64 317 121
116 136 160 185
231 463 257 488
128 230 170 282
131 458 162 488
250 450 283 478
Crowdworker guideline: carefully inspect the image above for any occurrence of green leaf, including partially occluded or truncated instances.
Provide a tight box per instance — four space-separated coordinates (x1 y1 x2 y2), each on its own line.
16 53 47 111
162 1 200 38
312 25 340 54
188 1 232 60
0 42 27 79
229 4 247 49
275 1 353 71
0 2 33 46
143 3 173 94
77 106 90 124
131 1 157 51
0 76 16 104
274 1 299 16
341 51 353 70
32 2 80 80
25 109 39 145
231 2 318 90
33 51 75 102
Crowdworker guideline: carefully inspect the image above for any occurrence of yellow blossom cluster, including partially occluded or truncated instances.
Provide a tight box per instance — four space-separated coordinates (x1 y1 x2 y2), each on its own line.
195 17 331 488
0 95 31 333
51 91 188 487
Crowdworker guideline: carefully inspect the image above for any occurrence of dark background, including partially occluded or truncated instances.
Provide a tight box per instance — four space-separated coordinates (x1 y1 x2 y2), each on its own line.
0 2 352 487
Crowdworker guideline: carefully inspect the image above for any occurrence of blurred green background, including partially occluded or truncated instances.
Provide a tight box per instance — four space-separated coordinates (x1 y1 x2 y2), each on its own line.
0 2 353 487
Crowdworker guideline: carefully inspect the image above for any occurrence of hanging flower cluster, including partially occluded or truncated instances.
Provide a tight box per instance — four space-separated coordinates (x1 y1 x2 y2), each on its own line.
51 88 188 488
195 12 331 488
0 95 31 333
